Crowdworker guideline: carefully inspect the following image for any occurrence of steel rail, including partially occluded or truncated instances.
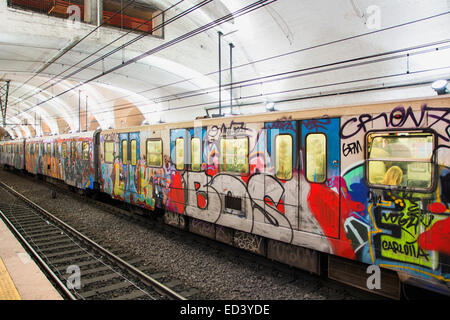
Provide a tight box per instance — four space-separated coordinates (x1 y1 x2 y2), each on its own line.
0 181 187 300
0 208 77 300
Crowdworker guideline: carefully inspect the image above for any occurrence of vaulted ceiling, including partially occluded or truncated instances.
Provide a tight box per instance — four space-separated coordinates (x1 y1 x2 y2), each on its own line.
0 0 449 139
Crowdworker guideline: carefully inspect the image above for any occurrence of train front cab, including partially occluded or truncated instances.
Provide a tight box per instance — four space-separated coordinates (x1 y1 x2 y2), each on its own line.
336 101 450 297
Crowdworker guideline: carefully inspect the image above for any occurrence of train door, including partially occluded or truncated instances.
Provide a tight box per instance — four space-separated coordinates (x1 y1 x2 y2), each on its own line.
184 126 207 215
169 128 188 214
264 120 299 231
301 117 341 239
119 132 140 203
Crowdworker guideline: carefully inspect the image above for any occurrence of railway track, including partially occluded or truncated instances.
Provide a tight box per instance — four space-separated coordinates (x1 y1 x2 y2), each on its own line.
0 181 190 300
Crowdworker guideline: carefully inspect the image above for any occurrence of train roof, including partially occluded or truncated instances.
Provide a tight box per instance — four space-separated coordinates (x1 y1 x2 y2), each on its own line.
100 94 449 134
25 131 96 142
2 95 448 141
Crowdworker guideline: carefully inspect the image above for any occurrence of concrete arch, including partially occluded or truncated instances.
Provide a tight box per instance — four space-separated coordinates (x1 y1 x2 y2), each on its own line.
114 99 144 128
9 82 76 132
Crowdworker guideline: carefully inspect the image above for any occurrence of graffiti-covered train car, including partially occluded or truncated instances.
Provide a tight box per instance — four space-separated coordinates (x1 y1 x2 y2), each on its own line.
25 132 97 190
98 95 449 297
59 131 97 191
0 139 25 170
25 137 42 175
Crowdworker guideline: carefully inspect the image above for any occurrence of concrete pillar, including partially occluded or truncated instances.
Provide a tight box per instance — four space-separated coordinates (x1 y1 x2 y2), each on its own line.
84 0 103 26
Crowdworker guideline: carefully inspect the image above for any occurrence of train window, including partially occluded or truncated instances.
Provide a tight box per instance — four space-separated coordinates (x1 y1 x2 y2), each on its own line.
62 143 67 158
275 135 293 180
121 140 128 165
306 133 327 183
72 141 78 159
175 138 184 170
146 139 162 167
219 138 249 174
104 141 115 163
47 143 51 156
54 142 58 157
366 132 434 189
191 137 201 171
82 142 90 161
131 140 137 165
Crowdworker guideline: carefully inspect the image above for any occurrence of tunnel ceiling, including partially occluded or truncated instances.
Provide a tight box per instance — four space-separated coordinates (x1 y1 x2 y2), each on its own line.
0 0 449 139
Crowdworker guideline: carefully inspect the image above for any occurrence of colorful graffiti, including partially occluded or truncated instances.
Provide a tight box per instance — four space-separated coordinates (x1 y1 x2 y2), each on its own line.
96 103 449 294
339 104 450 291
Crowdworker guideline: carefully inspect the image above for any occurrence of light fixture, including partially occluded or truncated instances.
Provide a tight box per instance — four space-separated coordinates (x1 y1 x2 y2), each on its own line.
266 102 275 112
431 79 448 95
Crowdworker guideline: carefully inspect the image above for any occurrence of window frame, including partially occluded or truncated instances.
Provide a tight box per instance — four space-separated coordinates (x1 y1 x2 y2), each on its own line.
191 137 202 172
62 142 67 159
305 132 327 184
175 137 185 171
218 136 249 175
82 141 90 161
104 141 115 164
130 139 137 166
121 139 128 165
274 134 293 181
53 142 58 158
146 138 163 168
364 129 437 192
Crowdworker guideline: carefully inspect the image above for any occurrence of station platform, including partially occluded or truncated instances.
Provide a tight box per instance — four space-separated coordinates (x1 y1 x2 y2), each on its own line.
0 217 62 300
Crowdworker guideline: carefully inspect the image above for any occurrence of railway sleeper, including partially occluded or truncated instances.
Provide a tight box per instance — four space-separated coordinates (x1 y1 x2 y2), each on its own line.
79 281 134 298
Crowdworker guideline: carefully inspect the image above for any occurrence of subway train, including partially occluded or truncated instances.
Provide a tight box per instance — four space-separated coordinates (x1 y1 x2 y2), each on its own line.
1 95 449 298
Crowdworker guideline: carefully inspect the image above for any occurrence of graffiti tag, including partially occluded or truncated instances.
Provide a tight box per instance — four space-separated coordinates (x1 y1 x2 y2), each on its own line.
342 141 362 157
340 105 450 141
